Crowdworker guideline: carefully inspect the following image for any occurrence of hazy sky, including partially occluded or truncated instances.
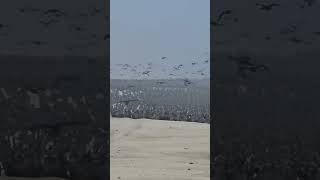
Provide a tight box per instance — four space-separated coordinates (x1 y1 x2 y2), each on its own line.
111 0 210 79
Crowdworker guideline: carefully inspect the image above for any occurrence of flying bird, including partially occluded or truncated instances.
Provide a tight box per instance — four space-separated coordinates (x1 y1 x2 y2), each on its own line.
183 79 192 86
161 57 167 59
39 19 60 26
299 0 317 7
18 8 41 13
28 88 46 94
156 81 165 84
71 24 86 31
0 24 8 29
256 3 280 11
104 34 110 40
173 64 183 71
280 24 297 34
31 41 47 45
142 71 151 76
210 21 223 26
288 37 311 44
217 10 233 22
118 99 139 106
228 55 270 78
43 9 67 17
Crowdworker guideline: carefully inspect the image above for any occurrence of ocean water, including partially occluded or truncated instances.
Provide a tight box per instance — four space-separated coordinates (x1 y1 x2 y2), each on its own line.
110 78 210 123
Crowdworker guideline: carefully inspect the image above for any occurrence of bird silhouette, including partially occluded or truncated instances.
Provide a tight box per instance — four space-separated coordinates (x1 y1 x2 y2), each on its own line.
18 8 41 14
173 64 183 71
142 71 151 76
0 24 8 29
300 0 317 7
104 34 110 40
156 81 165 84
28 88 46 94
256 3 280 11
161 57 167 59
31 41 47 45
280 24 297 34
289 37 311 44
210 20 223 26
118 99 139 106
43 9 67 17
39 19 60 26
183 79 192 86
217 10 233 22
71 24 86 31
228 55 270 78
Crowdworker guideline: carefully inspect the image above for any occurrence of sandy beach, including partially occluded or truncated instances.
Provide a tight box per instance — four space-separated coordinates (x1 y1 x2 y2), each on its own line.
111 117 210 180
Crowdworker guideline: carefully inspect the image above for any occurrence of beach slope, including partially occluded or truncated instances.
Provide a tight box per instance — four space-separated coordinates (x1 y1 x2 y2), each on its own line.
111 117 210 180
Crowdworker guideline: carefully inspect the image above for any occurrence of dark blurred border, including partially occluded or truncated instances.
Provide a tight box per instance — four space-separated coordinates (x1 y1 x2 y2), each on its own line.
211 1 320 180
0 0 109 179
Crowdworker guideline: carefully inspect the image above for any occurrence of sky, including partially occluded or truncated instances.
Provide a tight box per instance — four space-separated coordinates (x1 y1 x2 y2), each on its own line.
111 0 210 79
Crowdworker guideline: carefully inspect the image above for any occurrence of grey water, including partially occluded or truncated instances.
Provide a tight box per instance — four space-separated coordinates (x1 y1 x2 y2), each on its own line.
110 78 210 123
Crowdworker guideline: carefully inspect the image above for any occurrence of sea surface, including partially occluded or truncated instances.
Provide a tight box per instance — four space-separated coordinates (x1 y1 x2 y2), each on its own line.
110 78 210 123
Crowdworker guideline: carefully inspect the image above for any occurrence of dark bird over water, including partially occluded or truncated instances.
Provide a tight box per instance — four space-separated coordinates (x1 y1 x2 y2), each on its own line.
256 3 280 11
142 71 151 76
118 99 139 106
161 57 167 59
183 79 192 86
156 81 165 84
173 64 183 71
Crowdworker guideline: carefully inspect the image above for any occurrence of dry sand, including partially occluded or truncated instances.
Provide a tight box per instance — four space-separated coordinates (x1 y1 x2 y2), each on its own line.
111 117 210 180
0 117 209 180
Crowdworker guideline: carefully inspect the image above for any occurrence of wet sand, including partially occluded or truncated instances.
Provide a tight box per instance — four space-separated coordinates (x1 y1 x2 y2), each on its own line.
111 117 210 180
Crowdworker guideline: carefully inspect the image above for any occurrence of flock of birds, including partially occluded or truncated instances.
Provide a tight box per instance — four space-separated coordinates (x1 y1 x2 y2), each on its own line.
213 0 319 44
0 6 109 54
212 0 320 79
111 54 209 81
